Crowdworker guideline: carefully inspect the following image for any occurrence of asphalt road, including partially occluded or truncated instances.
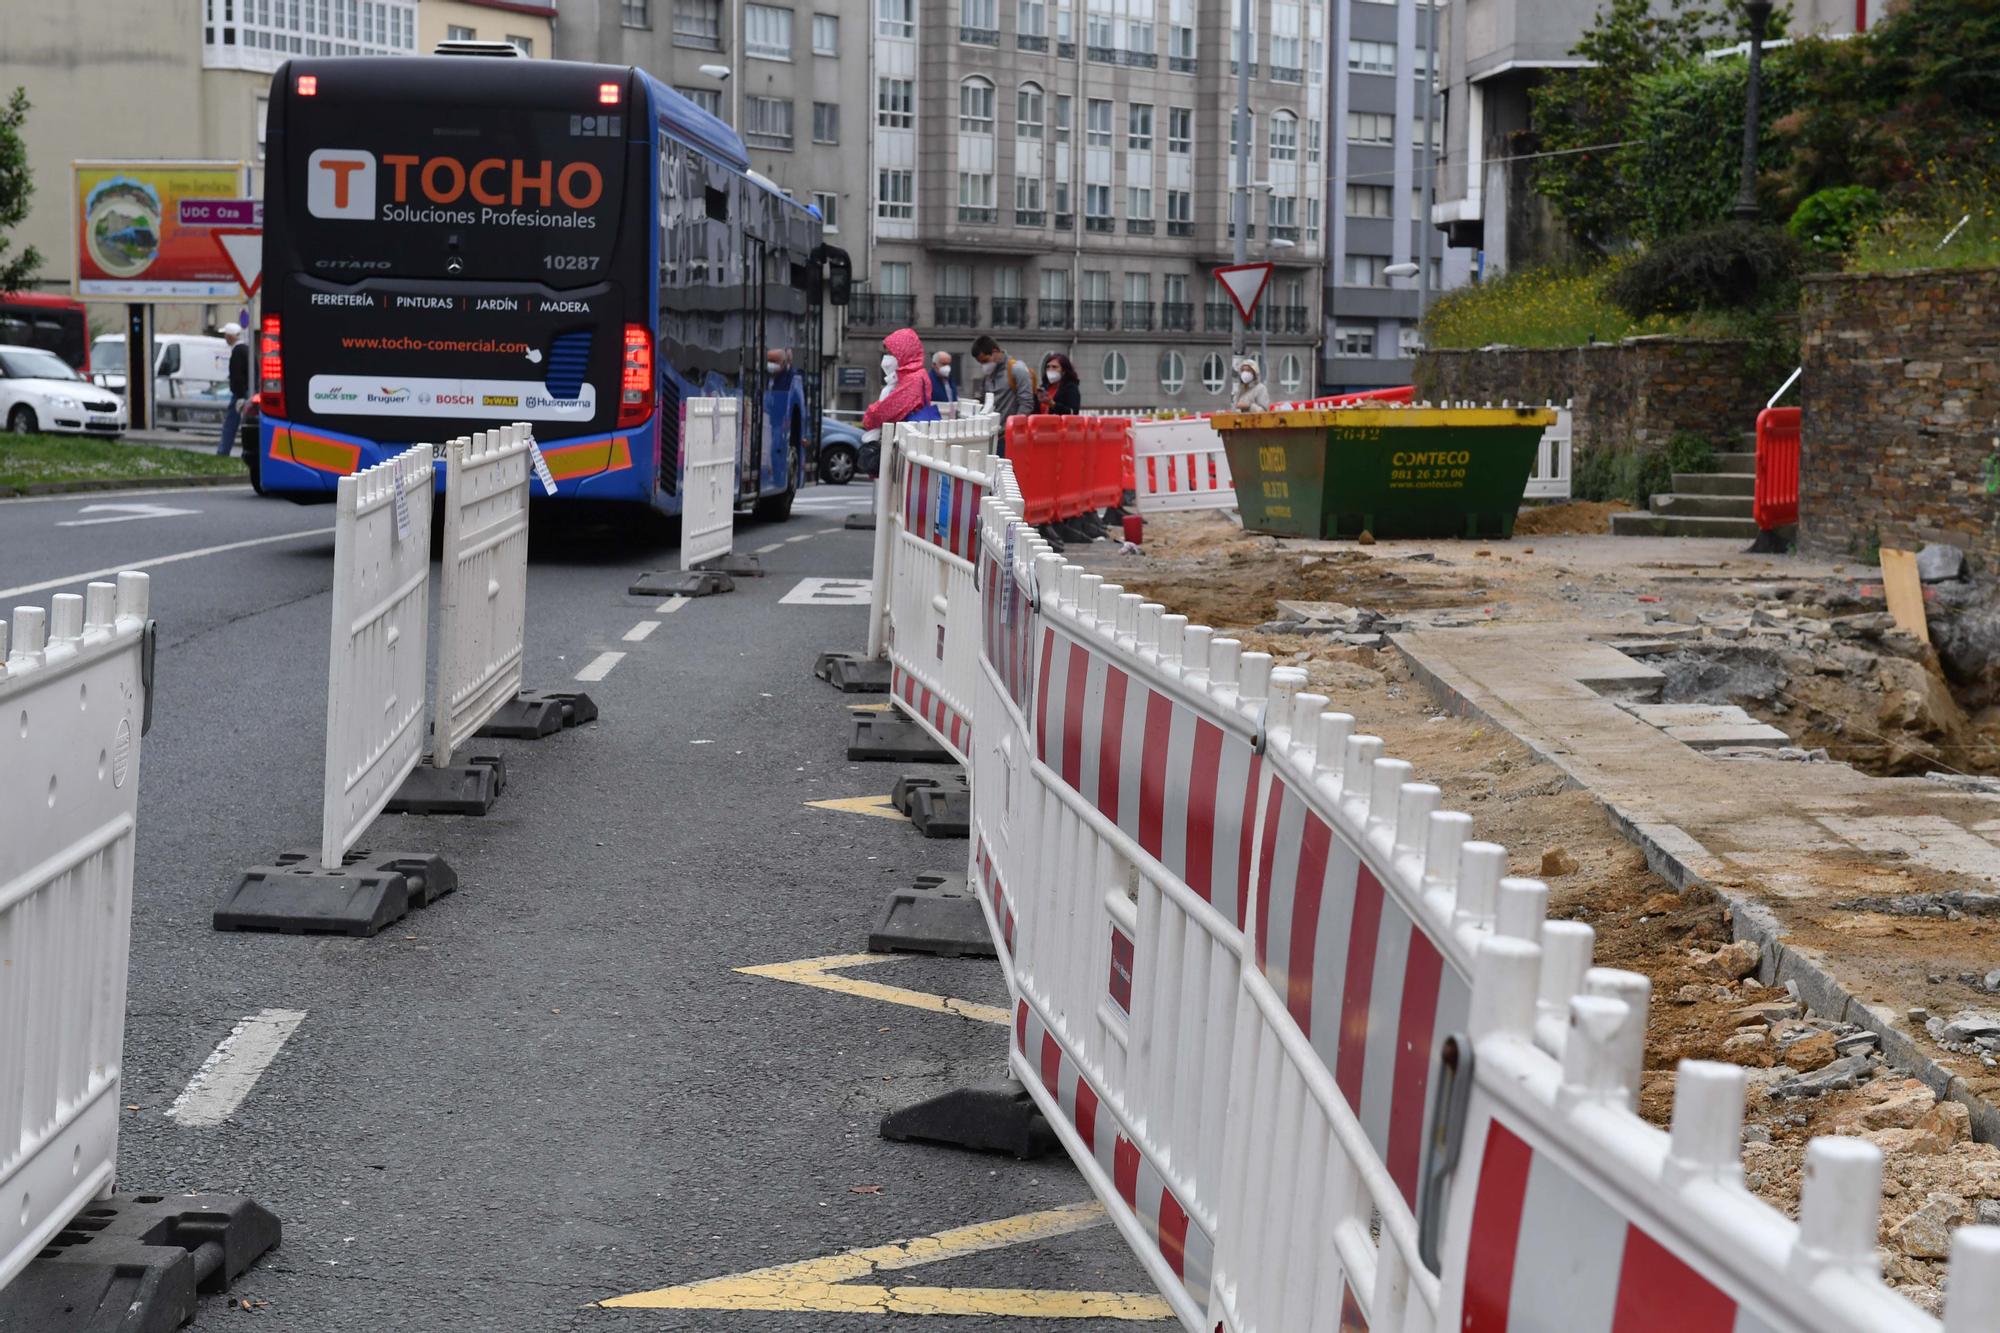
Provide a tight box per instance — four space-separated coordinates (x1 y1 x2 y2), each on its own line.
0 481 1165 1331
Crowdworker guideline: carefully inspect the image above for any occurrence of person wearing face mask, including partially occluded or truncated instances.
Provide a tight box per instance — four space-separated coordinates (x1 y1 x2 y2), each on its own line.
861 328 938 442
761 347 804 493
927 351 959 415
1037 352 1081 415
1233 357 1272 412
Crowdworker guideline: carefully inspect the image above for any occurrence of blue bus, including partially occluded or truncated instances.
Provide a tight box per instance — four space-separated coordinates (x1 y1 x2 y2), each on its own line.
254 51 846 519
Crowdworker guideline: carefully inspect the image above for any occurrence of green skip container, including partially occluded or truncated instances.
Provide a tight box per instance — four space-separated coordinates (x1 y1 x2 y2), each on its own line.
1211 405 1557 540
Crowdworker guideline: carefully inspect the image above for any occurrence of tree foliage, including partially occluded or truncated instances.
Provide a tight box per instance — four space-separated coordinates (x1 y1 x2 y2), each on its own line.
0 88 40 293
1604 221 1802 318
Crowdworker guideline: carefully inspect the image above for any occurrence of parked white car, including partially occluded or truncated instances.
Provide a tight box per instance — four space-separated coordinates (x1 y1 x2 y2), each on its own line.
0 344 127 436
90 333 230 430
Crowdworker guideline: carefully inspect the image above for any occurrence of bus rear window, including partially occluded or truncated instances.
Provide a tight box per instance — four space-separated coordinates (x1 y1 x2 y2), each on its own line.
283 100 628 283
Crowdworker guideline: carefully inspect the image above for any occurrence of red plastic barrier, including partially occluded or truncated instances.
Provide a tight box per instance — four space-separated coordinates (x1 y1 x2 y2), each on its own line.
1006 416 1058 524
1754 406 1800 531
1090 419 1126 510
1005 415 1138 523
1301 385 1416 409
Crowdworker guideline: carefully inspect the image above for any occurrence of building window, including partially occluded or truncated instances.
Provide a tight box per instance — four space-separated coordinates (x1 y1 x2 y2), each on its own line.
1334 327 1377 357
958 171 997 219
1101 351 1128 394
877 78 914 129
813 102 840 144
1400 326 1425 355
1347 111 1394 145
743 96 794 149
1167 107 1192 153
620 0 651 28
1269 111 1297 162
880 262 912 295
1053 180 1071 216
1279 353 1303 394
1169 18 1195 70
1268 194 1297 229
1016 173 1044 213
812 190 839 231
1086 5 1113 52
209 0 419 67
1017 83 1044 138
878 0 914 38
1270 0 1301 76
1345 255 1390 287
960 77 996 134
1159 350 1186 394
1127 14 1155 58
1200 351 1227 394
1127 103 1153 150
1085 183 1112 220
1347 40 1395 74
963 0 999 37
1308 38 1324 82
676 85 722 116
1305 196 1321 241
1020 0 1045 37
812 12 838 52
1345 184 1392 218
1054 95 1072 143
505 33 534 55
877 169 914 220
745 5 792 58
1085 98 1112 147
673 0 722 48
1307 119 1321 165
446 23 475 40
1041 268 1069 300
1128 186 1153 219
1166 189 1191 224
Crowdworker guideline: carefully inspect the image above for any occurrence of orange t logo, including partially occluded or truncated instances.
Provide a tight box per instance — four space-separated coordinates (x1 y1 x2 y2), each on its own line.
321 158 366 209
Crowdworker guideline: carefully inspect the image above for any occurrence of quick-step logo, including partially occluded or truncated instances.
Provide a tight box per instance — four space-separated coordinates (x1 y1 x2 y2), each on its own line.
307 150 604 228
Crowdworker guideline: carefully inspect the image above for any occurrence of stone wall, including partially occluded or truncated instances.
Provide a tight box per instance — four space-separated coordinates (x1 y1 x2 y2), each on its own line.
1414 337 1773 460
1799 267 2000 567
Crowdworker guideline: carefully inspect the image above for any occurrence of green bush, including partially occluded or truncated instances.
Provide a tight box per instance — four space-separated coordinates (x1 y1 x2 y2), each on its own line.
1421 264 1677 350
1786 185 1884 260
1665 431 1718 474
1605 222 1803 318
1620 53 1809 241
1574 447 1675 506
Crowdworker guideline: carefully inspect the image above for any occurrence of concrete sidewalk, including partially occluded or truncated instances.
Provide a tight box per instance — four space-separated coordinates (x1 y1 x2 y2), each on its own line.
1395 622 2000 1140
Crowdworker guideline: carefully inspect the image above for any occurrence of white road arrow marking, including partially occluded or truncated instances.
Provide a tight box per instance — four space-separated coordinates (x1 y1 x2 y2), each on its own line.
56 502 202 527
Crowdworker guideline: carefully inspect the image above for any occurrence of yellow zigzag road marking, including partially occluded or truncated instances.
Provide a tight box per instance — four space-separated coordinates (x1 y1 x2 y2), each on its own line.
736 953 1010 1027
597 1200 1172 1317
806 794 908 821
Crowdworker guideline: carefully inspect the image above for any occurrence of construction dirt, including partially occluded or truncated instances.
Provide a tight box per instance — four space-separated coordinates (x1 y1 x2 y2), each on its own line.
1081 510 2000 1312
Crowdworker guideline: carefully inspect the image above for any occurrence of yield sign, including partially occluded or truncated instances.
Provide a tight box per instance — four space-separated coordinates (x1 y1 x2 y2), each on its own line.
1213 262 1273 324
212 229 263 298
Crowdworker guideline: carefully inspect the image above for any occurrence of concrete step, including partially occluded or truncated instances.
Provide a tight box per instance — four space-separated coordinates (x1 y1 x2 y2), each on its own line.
1713 451 1757 471
1648 491 1756 519
1610 510 1763 539
1673 471 1756 497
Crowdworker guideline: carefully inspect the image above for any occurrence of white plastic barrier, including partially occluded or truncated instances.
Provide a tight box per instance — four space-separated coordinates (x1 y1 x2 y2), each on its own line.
963 458 1997 1329
0 574 152 1290
321 447 433 871
1525 400 1574 500
1129 417 1237 514
681 397 738 571
433 425 532 769
875 413 1000 763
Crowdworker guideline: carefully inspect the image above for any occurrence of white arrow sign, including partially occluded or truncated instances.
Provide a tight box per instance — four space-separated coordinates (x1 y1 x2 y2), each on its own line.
57 502 202 528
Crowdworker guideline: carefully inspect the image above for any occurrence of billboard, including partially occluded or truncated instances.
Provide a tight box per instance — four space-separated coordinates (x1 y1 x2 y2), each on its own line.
72 161 248 301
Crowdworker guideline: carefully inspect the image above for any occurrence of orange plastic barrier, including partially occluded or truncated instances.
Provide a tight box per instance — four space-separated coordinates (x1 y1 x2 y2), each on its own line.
1006 416 1059 524
1300 385 1416 409
1006 415 1141 523
1754 406 1800 531
1090 419 1126 510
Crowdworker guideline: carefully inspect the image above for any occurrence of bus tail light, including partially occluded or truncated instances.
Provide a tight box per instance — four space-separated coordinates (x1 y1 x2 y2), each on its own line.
599 82 621 106
618 323 652 429
258 314 286 418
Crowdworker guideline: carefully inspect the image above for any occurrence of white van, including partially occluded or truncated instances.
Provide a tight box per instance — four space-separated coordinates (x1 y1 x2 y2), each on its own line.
90 333 233 429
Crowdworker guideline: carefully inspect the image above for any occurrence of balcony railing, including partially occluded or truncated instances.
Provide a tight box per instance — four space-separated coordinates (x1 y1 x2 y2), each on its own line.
1086 43 1116 62
1227 222 1257 241
1161 301 1194 331
1118 48 1157 68
960 26 999 45
1085 215 1115 233
1018 33 1048 51
1230 60 1258 77
1205 301 1235 333
1127 218 1154 235
1168 55 1196 73
1167 219 1194 237
991 297 1028 328
957 205 998 224
849 293 916 326
1121 301 1154 331
1270 65 1302 83
1038 298 1073 329
1014 208 1046 227
935 295 980 327
1052 212 1074 230
1268 224 1300 243
1058 39 1076 58
1079 300 1116 330
1277 304 1310 335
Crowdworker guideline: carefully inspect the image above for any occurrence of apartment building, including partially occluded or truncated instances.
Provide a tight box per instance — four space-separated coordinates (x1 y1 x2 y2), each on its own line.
1321 0 1470 392
853 0 1327 411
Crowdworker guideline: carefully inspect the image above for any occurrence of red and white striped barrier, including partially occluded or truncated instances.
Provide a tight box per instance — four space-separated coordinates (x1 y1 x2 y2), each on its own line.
1129 418 1236 515
961 456 2000 1330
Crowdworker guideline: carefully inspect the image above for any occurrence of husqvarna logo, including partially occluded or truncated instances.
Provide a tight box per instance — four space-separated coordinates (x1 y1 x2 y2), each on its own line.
308 149 377 219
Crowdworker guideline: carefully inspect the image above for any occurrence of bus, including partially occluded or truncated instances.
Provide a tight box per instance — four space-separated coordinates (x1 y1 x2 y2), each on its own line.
255 52 846 519
0 293 90 376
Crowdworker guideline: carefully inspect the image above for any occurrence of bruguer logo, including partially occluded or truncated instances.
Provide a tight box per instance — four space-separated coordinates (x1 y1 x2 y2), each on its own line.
307 148 603 219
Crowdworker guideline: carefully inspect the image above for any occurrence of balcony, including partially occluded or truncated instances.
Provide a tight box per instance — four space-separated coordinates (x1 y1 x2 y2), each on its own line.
935 295 980 327
1120 49 1157 68
1167 220 1194 237
1277 305 1310 335
1168 55 1196 73
1057 40 1075 58
1268 224 1300 243
1052 213 1074 231
1121 301 1154 331
1270 65 1302 83
1038 299 1073 329
1205 301 1235 333
1161 301 1194 331
1080 300 1116 330
960 26 998 45
1014 208 1046 227
850 293 916 327
991 297 1028 328
1227 222 1257 241
1127 218 1154 235
1085 215 1115 233
1230 60 1258 77
1017 33 1048 51
957 206 998 224
1086 43 1116 62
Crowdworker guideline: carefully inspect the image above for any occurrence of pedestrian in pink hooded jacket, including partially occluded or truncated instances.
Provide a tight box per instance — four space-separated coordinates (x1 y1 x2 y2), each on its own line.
862 328 937 432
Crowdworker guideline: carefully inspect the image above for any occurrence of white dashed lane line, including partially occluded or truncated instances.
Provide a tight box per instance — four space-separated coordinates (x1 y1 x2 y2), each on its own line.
657 596 689 614
167 1009 307 1128
751 542 784 555
623 620 661 642
576 651 625 682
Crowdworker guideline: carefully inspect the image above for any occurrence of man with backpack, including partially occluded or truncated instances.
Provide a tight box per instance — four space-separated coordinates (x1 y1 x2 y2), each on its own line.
969 334 1036 443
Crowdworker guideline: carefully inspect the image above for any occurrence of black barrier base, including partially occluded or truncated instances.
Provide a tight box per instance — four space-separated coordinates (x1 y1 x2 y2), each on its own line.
813 652 892 694
870 872 994 958
844 512 877 531
892 773 971 839
629 569 734 598
386 754 504 816
213 850 457 937
881 1081 1057 1160
0 1192 280 1333
849 712 954 764
697 553 764 578
474 693 563 739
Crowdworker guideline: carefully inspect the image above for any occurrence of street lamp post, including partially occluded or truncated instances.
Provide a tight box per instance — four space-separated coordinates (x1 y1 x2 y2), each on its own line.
1734 0 1774 222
